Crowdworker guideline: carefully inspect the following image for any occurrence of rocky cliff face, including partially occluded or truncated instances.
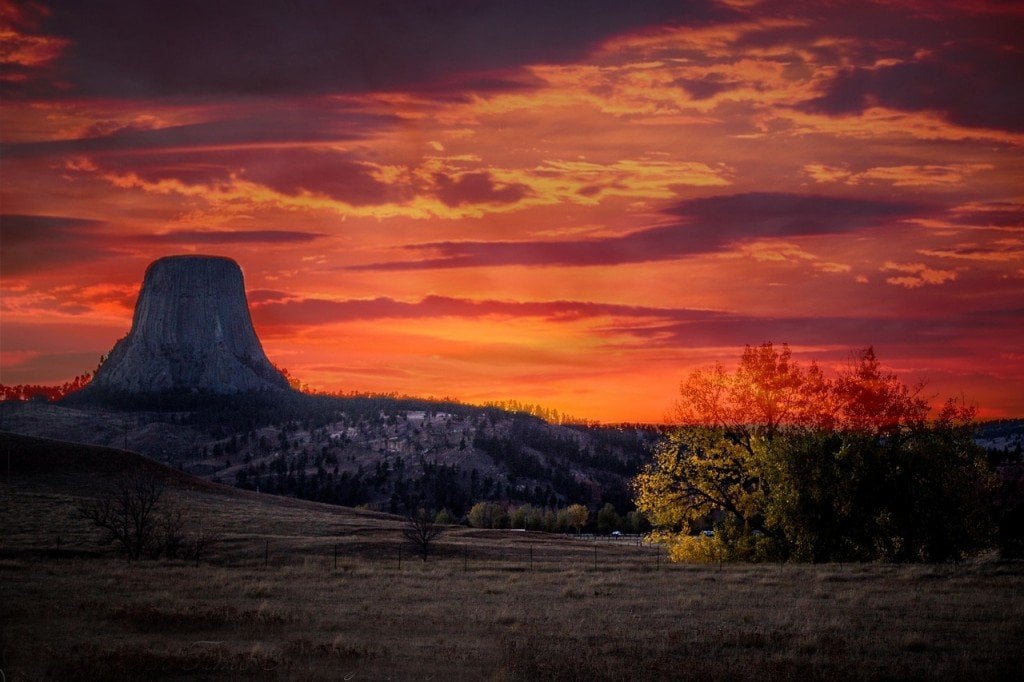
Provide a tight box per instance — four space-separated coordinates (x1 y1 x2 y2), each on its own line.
88 255 288 395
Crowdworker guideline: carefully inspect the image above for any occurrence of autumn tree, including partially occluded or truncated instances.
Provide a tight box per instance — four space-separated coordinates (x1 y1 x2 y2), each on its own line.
563 503 589 534
634 343 993 563
467 501 508 529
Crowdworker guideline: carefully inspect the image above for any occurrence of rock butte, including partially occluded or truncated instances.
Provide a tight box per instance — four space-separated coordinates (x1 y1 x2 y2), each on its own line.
87 255 288 395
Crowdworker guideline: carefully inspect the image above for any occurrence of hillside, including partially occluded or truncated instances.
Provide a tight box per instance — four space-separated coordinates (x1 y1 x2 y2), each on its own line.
0 430 644 564
1 393 661 523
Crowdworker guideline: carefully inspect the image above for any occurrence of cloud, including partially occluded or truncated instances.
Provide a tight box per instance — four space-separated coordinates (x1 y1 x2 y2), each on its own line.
246 289 295 305
0 109 393 158
0 214 119 275
672 75 742 100
136 230 325 245
249 294 1021 366
66 143 732 218
64 146 552 212
947 201 1024 229
882 261 959 288
0 0 69 85
0 213 326 279
63 146 414 209
800 41 1024 133
917 241 1024 263
803 163 994 187
433 171 532 207
15 0 736 99
350 192 923 270
241 149 410 206
252 294 724 329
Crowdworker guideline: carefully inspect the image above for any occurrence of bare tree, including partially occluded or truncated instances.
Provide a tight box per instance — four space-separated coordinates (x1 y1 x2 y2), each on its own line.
157 506 187 559
188 517 220 566
402 508 444 561
79 469 165 560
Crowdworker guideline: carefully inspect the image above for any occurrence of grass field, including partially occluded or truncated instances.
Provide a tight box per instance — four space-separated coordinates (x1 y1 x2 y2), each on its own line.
2 431 1023 680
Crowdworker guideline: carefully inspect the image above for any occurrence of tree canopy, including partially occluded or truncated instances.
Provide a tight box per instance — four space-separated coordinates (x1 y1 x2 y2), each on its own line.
634 344 994 563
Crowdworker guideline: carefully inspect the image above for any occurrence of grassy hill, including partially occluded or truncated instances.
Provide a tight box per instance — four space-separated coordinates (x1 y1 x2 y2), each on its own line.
3 430 1024 679
0 430 403 560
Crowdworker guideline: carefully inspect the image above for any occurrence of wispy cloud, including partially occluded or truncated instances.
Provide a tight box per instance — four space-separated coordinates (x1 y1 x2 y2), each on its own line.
136 230 325 245
803 163 995 187
350 192 923 270
882 261 959 288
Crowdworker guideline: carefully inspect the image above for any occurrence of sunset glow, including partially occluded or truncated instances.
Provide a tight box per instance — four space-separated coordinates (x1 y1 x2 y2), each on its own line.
2 0 1023 421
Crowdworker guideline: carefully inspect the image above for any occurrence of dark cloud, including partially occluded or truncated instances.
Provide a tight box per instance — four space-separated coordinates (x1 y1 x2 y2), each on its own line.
136 230 325 245
242 149 407 206
59 147 410 207
247 290 296 304
0 214 119 275
17 0 736 99
61 147 531 208
0 214 324 277
0 109 393 159
350 192 924 270
706 2 1024 133
85 150 237 187
251 295 724 329
799 41 1024 133
434 172 532 207
673 75 741 100
622 307 1024 358
614 315 945 352
401 70 548 103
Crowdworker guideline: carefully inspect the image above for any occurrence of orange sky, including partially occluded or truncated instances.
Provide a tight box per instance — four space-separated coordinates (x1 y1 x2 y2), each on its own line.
2 0 1023 421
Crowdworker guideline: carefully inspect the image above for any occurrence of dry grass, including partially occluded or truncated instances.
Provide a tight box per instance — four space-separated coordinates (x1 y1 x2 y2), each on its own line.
2 432 1024 679
3 556 1023 680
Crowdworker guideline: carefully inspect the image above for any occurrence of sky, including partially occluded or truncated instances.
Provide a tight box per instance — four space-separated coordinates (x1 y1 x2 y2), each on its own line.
1 0 1022 422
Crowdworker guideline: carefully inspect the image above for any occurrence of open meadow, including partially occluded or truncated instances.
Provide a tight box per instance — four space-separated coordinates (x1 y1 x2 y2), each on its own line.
2 432 1023 680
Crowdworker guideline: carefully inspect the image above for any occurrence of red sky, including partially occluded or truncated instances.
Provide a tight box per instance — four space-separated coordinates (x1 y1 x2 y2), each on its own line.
2 0 1023 422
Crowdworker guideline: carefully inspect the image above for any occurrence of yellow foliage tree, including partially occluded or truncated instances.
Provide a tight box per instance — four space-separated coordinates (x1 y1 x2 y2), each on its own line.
634 343 991 563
